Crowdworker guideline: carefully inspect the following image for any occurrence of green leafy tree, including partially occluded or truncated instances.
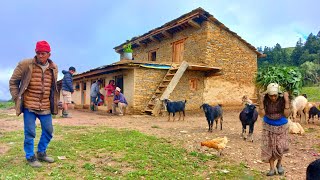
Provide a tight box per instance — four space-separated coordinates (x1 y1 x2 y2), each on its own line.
304 33 320 54
291 38 304 66
300 61 320 85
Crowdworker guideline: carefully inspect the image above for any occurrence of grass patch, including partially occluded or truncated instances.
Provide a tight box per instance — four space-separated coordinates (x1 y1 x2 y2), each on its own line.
151 125 160 128
313 144 320 153
0 102 14 109
301 87 320 102
0 126 264 179
304 127 317 133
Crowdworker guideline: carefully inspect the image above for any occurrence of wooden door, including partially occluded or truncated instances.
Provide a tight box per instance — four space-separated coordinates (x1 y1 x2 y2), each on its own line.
172 40 185 63
81 82 86 105
115 75 124 94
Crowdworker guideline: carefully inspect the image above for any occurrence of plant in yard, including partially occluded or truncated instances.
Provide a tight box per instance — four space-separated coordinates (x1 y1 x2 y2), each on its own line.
256 66 302 96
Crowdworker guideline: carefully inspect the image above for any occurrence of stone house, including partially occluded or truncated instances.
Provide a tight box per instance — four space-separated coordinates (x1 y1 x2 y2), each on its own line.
60 7 263 114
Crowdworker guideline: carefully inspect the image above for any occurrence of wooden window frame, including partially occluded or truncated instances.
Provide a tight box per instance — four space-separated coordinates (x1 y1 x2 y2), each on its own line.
147 48 159 62
172 38 187 63
75 82 80 91
189 78 198 91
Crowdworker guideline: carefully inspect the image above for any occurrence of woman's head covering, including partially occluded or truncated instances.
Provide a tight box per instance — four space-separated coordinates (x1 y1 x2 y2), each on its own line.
266 83 280 95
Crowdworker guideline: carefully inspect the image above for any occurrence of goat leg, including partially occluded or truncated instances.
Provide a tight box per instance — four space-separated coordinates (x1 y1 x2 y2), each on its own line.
173 112 175 122
242 125 247 140
220 116 223 130
248 123 255 142
182 110 185 121
167 112 170 121
178 111 181 121
215 119 218 129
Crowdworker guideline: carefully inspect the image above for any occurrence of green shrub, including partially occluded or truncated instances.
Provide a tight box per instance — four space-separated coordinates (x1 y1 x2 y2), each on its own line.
256 66 302 96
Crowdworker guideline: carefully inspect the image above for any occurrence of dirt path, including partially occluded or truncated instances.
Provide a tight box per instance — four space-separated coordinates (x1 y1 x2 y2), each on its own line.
1 108 319 179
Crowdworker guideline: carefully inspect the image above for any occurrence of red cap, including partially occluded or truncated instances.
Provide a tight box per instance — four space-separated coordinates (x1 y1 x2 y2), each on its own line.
35 40 51 52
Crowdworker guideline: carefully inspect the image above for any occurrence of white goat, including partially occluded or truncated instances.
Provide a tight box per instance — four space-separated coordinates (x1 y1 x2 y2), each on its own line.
291 95 309 124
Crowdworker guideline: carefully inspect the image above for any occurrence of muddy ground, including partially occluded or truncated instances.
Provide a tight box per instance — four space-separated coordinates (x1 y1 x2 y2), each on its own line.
0 108 319 179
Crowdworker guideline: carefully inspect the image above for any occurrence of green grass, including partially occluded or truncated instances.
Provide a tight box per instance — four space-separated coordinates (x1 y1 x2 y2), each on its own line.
0 102 14 109
0 126 264 179
301 86 320 102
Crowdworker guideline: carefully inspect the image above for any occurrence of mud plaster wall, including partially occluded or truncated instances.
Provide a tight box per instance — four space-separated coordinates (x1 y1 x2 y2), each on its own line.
202 21 258 106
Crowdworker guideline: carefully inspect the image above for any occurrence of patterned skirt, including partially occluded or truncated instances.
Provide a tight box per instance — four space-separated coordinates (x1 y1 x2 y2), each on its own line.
261 122 289 163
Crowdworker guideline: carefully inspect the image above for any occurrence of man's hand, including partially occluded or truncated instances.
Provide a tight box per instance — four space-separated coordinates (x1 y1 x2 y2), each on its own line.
114 100 119 103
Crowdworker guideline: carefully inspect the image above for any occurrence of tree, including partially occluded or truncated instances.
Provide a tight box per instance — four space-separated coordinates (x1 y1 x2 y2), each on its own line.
291 38 304 66
304 33 319 54
300 61 320 85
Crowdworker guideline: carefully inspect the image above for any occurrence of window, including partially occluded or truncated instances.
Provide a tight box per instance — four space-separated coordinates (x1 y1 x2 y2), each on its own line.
189 78 198 91
82 82 86 90
148 51 157 61
75 82 80 91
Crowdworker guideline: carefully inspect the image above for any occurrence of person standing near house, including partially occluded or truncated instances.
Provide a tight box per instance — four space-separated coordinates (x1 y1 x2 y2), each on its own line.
9 40 58 168
258 83 290 176
112 87 128 115
104 80 116 113
61 66 76 118
90 80 102 111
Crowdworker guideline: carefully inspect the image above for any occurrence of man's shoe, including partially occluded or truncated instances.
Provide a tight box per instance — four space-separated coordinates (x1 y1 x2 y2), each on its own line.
277 166 285 175
27 155 42 168
37 152 54 163
266 169 276 176
62 114 72 118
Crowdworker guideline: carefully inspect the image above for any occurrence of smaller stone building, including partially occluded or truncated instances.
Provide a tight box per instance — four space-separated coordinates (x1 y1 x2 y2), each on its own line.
59 7 263 114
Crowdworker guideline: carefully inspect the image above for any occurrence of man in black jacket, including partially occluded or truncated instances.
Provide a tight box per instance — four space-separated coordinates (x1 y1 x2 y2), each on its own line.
61 66 76 117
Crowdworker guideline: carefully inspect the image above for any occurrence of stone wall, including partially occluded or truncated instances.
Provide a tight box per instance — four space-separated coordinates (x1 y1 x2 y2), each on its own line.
202 21 258 106
122 25 208 64
170 71 204 110
133 68 167 114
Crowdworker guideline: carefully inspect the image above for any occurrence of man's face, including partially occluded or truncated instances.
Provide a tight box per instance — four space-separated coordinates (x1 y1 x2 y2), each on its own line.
70 70 75 75
36 51 50 64
115 90 120 95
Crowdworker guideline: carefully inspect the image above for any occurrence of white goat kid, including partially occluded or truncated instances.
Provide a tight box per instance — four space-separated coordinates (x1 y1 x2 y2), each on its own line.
291 95 309 124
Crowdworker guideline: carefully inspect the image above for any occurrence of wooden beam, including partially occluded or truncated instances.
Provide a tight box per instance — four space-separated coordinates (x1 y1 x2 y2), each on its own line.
188 19 201 29
136 42 147 48
161 31 172 38
149 36 159 42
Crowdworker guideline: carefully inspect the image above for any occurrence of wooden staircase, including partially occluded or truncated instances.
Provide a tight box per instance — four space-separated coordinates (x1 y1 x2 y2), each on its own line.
144 61 189 115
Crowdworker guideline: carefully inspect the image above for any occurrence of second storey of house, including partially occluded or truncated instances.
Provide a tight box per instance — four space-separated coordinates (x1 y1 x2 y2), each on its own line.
113 8 263 70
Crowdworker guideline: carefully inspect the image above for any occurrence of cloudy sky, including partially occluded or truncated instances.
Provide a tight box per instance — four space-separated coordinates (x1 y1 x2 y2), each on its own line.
0 0 319 100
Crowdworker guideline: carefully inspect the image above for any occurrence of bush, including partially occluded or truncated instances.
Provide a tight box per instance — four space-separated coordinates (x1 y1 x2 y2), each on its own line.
0 102 15 109
256 66 302 96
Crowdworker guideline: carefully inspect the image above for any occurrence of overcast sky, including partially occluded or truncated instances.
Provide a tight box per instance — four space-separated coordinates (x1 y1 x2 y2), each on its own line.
0 0 319 100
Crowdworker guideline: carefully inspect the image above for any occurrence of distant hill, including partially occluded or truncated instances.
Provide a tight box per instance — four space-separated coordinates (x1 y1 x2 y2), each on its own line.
0 99 11 102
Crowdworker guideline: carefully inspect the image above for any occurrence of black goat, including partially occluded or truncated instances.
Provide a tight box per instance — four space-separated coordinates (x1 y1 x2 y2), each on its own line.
239 104 258 142
163 99 187 121
308 106 320 123
306 158 320 180
200 103 223 132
